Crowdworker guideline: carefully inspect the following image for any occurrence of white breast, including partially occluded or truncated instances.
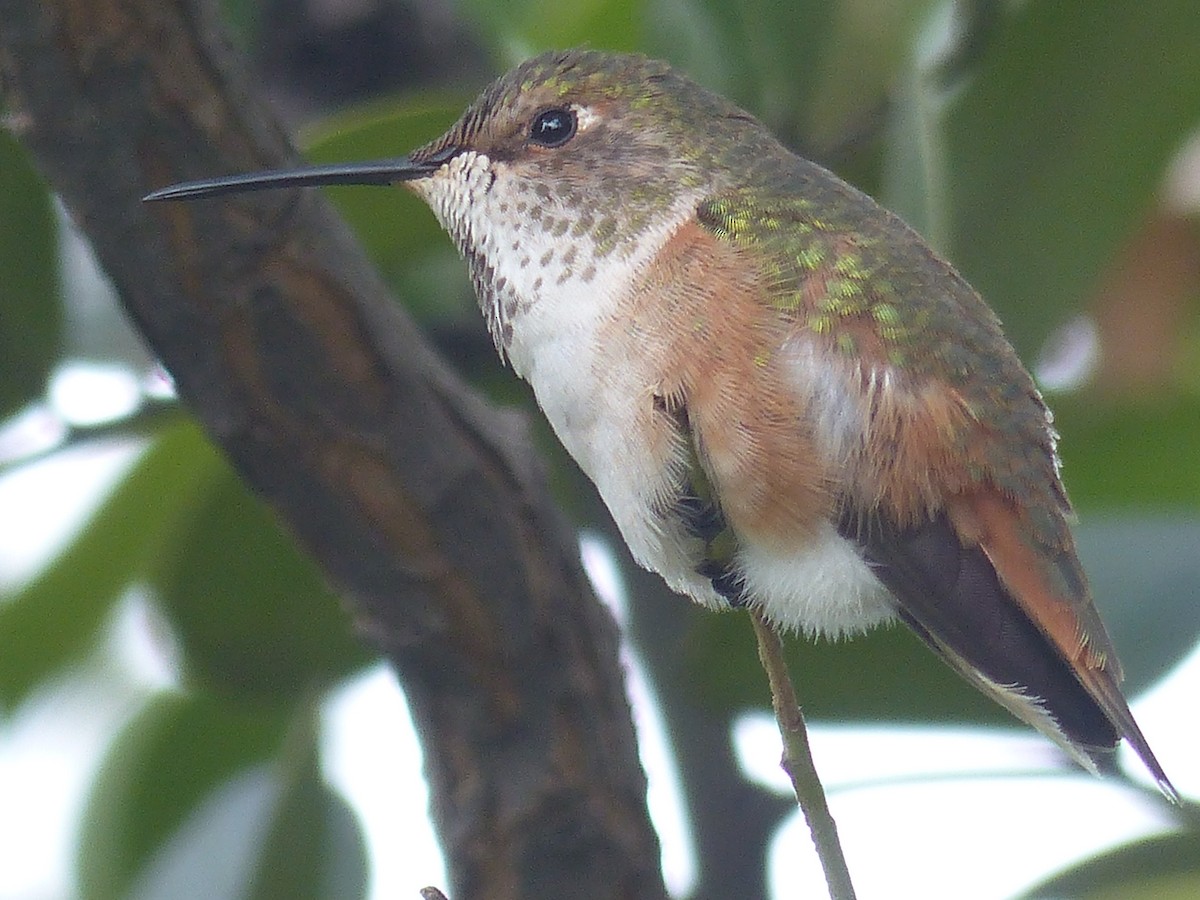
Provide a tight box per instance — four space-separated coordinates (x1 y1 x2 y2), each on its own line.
415 153 894 637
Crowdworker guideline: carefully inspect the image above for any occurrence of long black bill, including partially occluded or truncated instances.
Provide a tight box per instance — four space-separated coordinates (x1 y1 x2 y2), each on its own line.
142 156 444 203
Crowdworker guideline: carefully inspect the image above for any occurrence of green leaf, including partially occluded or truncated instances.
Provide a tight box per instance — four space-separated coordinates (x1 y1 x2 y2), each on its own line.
247 719 369 900
0 422 218 710
1055 396 1200 510
0 131 60 419
643 0 743 102
703 0 837 143
1020 829 1200 900
647 0 837 143
114 699 367 900
459 0 640 60
147 458 372 703
127 768 280 900
77 692 292 900
940 0 1200 357
649 0 934 155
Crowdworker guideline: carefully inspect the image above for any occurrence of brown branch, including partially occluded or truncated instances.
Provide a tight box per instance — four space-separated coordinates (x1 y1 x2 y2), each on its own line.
0 2 666 897
750 610 857 900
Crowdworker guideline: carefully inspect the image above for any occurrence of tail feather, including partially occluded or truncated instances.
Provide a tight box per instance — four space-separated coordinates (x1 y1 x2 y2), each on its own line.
840 501 1177 800
1074 663 1178 802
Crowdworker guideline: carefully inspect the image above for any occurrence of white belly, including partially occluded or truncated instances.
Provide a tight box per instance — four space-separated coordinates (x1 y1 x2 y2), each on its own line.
486 191 893 638
515 326 894 638
737 530 895 637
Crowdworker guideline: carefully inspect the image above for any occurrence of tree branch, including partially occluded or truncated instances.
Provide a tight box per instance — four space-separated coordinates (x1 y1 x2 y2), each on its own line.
0 1 666 897
750 610 857 900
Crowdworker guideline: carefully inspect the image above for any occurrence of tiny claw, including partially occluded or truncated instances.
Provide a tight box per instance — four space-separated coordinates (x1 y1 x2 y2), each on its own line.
698 559 747 606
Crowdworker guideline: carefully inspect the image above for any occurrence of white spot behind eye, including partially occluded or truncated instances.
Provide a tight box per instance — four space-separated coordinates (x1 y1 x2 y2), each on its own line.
575 105 601 132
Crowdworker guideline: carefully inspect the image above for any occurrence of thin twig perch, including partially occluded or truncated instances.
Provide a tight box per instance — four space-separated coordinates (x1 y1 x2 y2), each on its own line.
750 609 857 900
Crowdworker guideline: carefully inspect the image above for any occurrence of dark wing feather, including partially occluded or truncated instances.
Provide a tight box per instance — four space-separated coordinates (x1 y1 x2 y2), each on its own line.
838 506 1119 755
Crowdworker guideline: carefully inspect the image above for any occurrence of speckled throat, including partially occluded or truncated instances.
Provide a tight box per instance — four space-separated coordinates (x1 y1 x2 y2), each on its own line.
408 147 710 364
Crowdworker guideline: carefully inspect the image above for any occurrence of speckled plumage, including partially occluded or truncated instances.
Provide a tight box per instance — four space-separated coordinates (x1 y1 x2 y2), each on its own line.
408 50 1171 794
146 48 1175 799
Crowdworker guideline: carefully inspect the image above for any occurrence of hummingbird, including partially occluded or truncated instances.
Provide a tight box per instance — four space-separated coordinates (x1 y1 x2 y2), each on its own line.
146 48 1176 798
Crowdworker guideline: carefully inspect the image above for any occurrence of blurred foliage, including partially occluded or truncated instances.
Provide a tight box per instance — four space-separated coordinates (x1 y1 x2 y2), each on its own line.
937 0 1200 359
459 0 641 60
1021 831 1200 899
77 693 294 900
145 437 372 701
0 130 60 420
0 423 216 710
1055 396 1200 508
2 0 1200 897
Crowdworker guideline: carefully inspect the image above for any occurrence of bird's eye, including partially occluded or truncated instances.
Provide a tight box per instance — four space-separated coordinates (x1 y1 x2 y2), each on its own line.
529 107 577 148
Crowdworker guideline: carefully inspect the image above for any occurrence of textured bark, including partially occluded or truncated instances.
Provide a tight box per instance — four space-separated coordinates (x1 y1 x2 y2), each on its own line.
622 559 791 900
0 1 666 897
